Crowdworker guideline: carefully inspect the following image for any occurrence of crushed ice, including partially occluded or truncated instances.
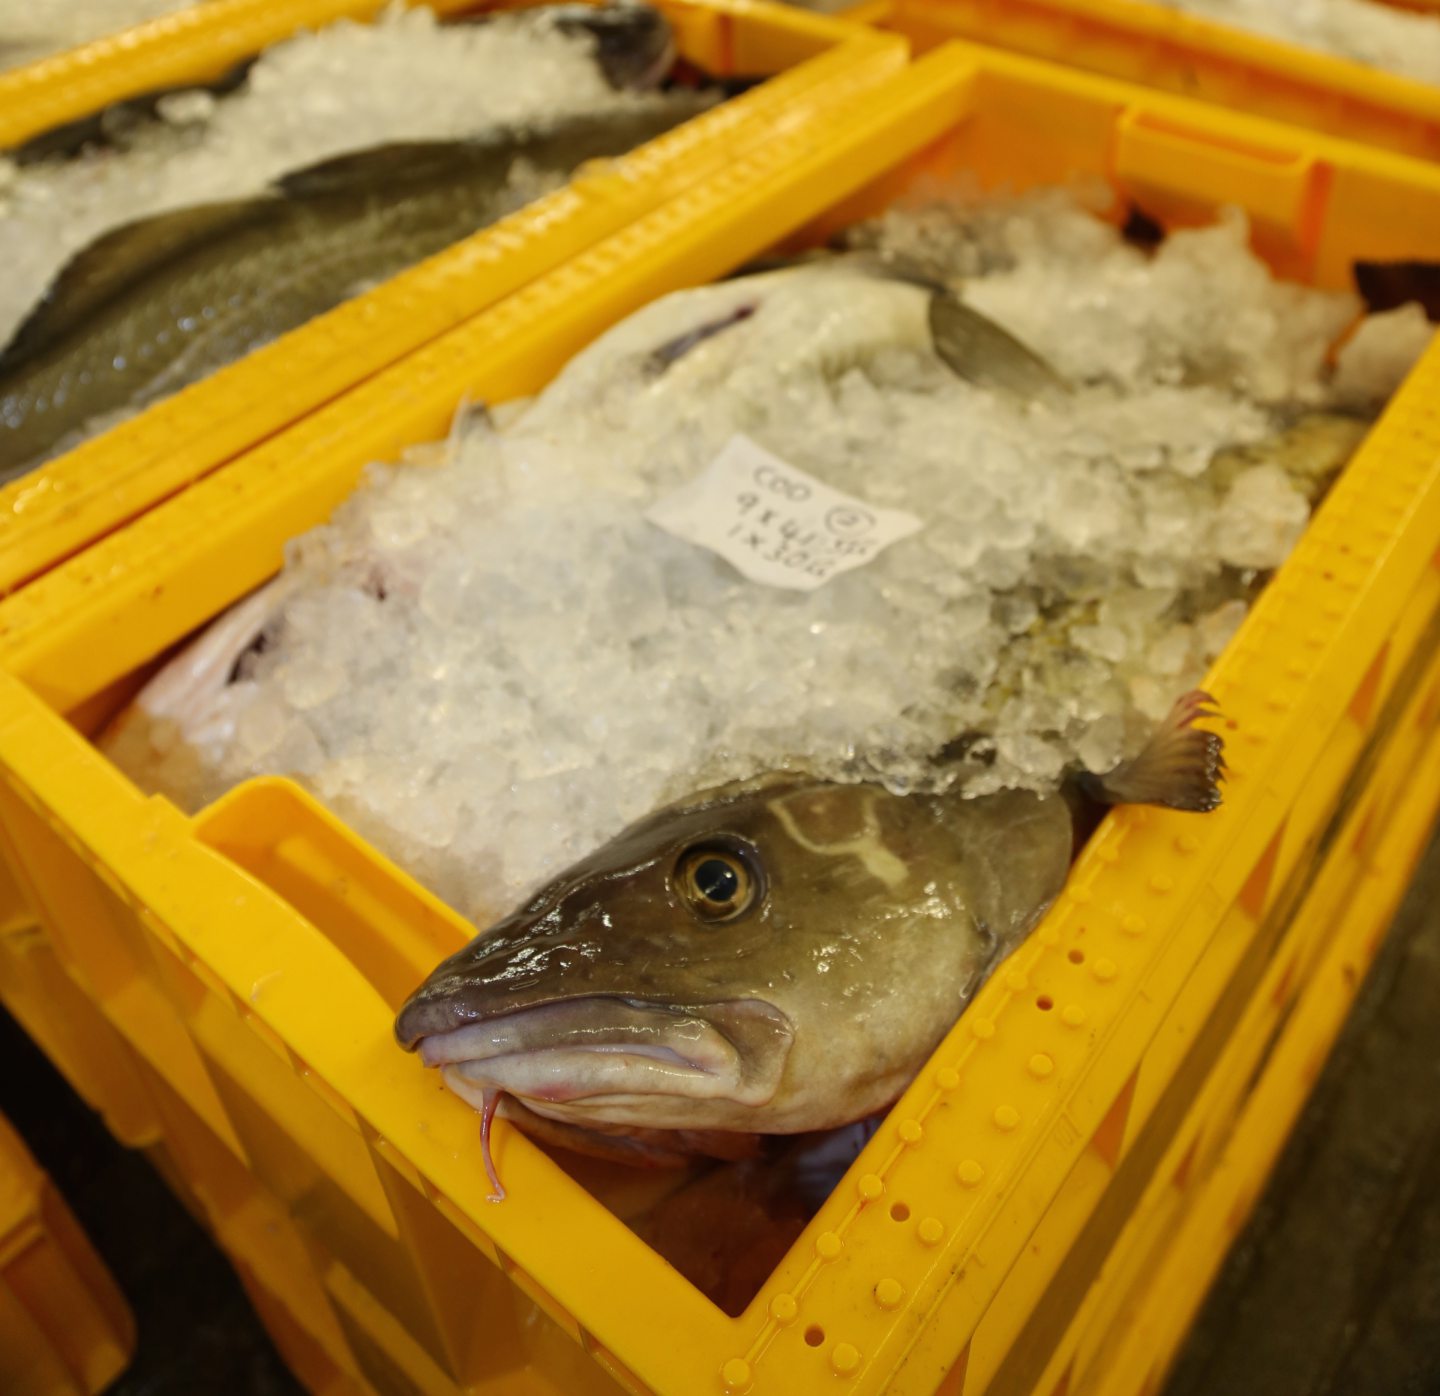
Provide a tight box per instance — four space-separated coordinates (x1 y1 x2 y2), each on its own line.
105 189 1434 923
0 5 689 346
1148 0 1440 88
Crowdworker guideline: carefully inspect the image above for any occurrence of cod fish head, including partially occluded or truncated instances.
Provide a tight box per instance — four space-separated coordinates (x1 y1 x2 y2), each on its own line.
396 776 1013 1147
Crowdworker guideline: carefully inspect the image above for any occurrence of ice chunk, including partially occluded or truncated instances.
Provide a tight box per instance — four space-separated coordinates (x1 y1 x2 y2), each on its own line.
1332 304 1435 409
1216 464 1310 570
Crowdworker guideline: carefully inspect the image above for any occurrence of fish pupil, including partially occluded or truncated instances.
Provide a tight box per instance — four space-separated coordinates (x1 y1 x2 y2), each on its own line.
695 858 739 903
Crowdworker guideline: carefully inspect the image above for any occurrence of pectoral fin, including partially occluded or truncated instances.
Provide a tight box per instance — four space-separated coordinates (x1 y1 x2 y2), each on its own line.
927 290 1072 402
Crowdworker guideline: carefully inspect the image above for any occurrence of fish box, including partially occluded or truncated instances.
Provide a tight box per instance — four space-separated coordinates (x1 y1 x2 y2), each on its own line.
0 0 905 597
845 0 1440 164
1 37 1439 1396
0 1108 134 1396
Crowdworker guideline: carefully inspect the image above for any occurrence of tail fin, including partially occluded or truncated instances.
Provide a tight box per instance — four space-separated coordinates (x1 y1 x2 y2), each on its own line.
1080 690 1226 812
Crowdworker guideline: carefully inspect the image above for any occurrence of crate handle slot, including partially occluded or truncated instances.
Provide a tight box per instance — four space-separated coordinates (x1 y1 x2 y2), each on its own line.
1112 105 1331 256
192 778 475 1012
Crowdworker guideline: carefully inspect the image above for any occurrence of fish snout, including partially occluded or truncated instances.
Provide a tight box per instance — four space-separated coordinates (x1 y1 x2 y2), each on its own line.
394 916 597 1050
394 978 471 1051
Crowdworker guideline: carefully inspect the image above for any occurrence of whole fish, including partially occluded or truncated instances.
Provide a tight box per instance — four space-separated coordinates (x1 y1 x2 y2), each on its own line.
0 2 701 481
394 691 1224 1199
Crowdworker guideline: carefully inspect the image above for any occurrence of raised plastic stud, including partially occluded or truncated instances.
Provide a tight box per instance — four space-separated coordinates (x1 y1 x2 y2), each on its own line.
1093 958 1118 983
816 1231 843 1260
1038 924 1060 946
1175 833 1200 854
1028 1053 1054 1079
770 1293 798 1325
1121 913 1146 936
858 1173 885 1202
1004 967 1028 991
1069 885 1093 905
917 1217 945 1246
831 1344 861 1376
875 1278 904 1309
971 1018 996 1040
994 1105 1020 1131
1097 842 1120 863
722 1358 753 1392
1149 873 1175 894
956 1159 984 1187
935 1066 960 1091
899 1119 923 1145
1062 1004 1088 1028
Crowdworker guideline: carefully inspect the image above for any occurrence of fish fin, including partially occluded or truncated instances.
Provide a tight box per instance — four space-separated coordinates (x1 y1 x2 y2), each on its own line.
274 140 511 199
1080 689 1226 812
928 290 1072 402
275 92 709 201
787 248 1072 401
0 198 274 372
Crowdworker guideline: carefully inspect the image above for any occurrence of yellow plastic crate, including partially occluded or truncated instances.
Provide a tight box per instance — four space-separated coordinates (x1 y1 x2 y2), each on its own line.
1 38 1440 1396
0 1110 134 1396
848 0 1440 164
0 0 903 597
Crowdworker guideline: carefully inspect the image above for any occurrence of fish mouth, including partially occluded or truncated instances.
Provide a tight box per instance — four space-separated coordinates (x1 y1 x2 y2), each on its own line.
409 994 793 1115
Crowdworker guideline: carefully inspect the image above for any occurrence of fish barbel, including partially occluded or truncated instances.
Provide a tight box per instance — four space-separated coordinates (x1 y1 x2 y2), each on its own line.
0 2 701 480
394 693 1225 1197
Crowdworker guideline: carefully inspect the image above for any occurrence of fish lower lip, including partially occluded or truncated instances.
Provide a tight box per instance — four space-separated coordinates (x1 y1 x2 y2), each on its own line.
420 1034 713 1073
414 996 736 1075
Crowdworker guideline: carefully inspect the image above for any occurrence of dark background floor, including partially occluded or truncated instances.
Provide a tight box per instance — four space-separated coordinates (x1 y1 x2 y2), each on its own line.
3 824 1439 1395
0 1013 300 1395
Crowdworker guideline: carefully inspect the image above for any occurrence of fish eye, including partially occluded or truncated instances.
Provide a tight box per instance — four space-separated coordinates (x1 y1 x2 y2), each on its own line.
675 844 761 923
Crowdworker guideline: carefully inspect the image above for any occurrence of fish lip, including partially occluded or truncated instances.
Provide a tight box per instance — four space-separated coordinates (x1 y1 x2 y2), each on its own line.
408 994 794 1109
412 995 740 1073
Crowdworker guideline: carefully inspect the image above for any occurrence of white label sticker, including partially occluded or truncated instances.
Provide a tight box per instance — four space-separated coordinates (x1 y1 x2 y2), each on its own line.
645 434 923 591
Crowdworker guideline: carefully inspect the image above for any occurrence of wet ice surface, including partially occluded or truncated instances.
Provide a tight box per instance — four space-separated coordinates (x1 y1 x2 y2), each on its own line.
105 189 1434 924
0 5 685 346
1148 0 1440 87
0 0 204 72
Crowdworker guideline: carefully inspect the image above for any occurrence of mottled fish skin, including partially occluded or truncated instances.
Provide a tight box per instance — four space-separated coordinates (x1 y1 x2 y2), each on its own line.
396 774 1075 1147
0 89 706 481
